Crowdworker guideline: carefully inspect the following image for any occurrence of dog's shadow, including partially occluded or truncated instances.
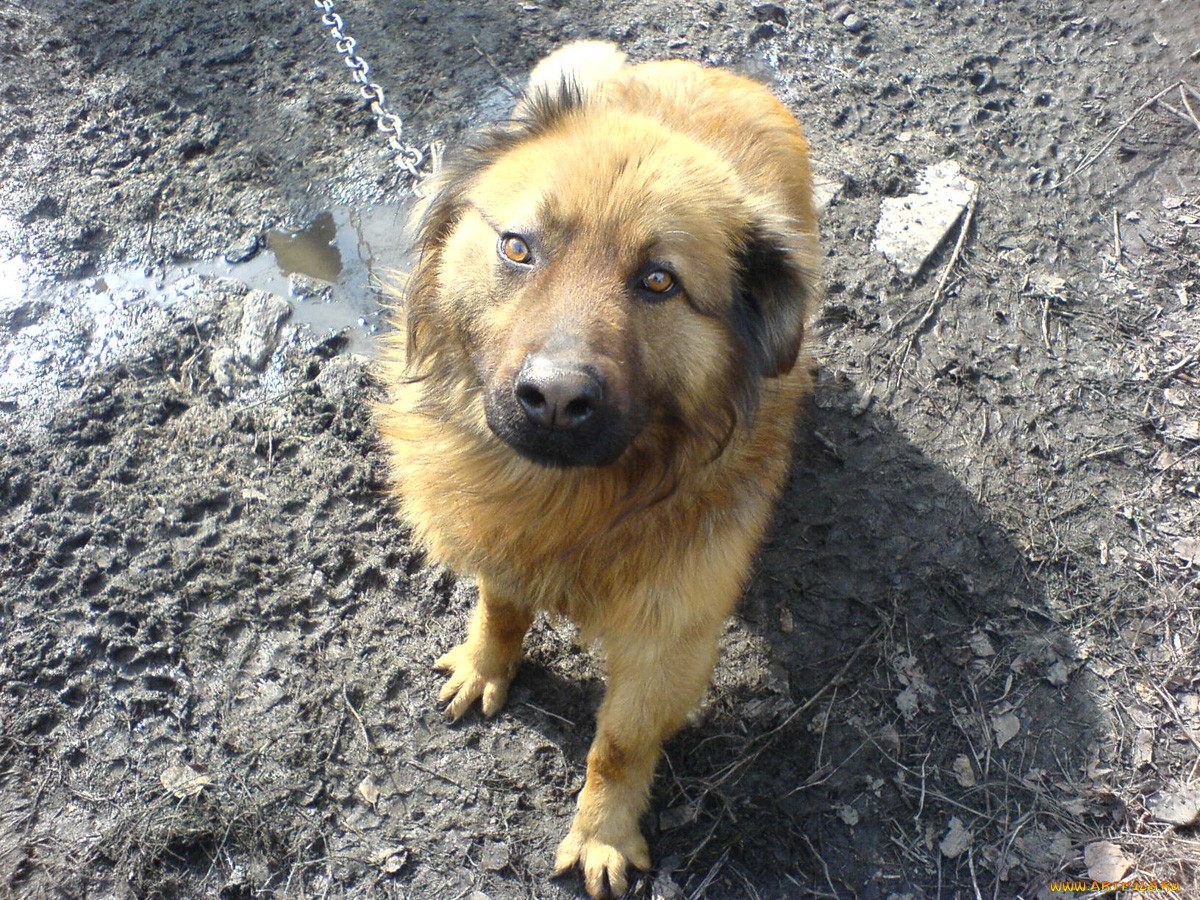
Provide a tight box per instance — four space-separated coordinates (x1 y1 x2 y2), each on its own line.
507 371 1100 899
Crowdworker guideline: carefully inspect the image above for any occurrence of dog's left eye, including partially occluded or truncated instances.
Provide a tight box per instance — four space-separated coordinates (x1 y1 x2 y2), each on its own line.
640 269 677 295
499 234 533 265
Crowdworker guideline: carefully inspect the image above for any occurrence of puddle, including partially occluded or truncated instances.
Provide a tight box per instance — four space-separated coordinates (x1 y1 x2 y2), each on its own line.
267 211 344 283
0 202 415 411
9 201 414 350
99 203 414 355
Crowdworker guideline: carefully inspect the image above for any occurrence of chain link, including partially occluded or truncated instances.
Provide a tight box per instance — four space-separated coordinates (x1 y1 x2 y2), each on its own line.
313 0 427 180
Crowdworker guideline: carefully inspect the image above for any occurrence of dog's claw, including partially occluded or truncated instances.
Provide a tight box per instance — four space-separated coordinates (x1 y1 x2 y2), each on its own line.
434 644 516 720
554 825 650 899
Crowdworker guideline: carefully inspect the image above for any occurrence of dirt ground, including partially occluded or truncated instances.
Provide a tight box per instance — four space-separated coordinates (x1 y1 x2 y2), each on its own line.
2 1 1199 898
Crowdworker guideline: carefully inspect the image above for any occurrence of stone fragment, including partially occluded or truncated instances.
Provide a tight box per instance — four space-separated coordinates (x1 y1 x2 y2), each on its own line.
940 817 971 858
480 840 509 871
843 12 867 33
237 290 290 370
874 160 978 276
753 2 787 25
224 229 260 264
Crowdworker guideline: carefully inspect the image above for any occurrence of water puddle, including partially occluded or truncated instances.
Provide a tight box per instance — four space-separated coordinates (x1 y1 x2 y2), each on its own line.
0 202 415 411
95 202 414 355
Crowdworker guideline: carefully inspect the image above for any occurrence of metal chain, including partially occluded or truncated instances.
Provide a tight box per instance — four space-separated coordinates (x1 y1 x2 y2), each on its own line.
312 0 427 180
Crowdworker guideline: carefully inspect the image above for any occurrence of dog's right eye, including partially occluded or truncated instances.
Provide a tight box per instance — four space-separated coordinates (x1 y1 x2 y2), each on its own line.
499 234 533 265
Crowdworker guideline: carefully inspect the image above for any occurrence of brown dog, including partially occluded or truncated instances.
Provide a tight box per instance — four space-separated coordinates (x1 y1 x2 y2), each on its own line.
376 41 819 898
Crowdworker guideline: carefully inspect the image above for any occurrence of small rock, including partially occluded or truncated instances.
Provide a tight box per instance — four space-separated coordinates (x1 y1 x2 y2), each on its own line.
748 21 777 43
843 12 867 33
830 3 853 22
224 230 260 264
939 817 971 859
874 160 978 277
480 840 508 871
237 290 291 370
356 774 380 807
289 273 334 302
209 346 240 395
753 2 787 26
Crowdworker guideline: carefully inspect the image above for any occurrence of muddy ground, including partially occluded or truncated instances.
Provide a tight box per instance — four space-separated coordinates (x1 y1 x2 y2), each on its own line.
2 1 1199 898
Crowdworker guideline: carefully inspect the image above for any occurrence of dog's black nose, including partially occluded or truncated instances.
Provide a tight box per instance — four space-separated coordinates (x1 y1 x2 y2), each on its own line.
514 356 603 430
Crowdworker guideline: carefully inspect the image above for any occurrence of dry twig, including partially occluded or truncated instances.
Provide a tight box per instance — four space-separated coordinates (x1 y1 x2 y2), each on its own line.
888 197 977 381
1055 82 1183 187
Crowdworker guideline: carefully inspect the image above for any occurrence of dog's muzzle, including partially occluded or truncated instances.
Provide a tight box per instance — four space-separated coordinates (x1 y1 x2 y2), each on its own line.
486 352 631 468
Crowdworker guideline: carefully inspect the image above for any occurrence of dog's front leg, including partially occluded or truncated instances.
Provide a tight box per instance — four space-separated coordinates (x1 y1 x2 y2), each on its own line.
435 580 534 720
554 614 724 898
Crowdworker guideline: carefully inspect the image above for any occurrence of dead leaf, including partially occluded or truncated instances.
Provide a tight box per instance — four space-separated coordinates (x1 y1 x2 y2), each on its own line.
1029 272 1069 299
1087 658 1119 679
1166 420 1200 443
160 764 212 799
659 802 699 830
1173 538 1200 566
1015 828 1072 870
1147 789 1200 826
968 631 996 658
952 754 977 788
896 684 920 721
1084 841 1132 883
1046 660 1071 687
991 711 1021 749
837 804 860 826
370 846 409 875
1133 728 1154 768
356 774 380 807
879 722 901 755
939 817 972 859
1061 798 1090 817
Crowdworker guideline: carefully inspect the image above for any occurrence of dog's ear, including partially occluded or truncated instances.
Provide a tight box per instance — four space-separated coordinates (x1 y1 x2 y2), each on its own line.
732 220 816 380
403 162 476 371
519 41 626 118
513 78 586 138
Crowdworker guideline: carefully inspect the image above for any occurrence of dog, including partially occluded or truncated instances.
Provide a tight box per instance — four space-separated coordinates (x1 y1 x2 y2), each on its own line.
375 41 819 898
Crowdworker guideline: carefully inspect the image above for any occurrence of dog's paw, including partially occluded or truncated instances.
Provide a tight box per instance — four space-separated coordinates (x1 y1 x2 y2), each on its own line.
433 643 519 720
553 823 650 899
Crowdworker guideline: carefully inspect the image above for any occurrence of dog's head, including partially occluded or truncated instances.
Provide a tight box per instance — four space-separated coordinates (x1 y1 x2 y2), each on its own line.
404 83 816 469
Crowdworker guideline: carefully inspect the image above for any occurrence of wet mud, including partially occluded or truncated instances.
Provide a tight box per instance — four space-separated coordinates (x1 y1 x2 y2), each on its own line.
2 1 1198 898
